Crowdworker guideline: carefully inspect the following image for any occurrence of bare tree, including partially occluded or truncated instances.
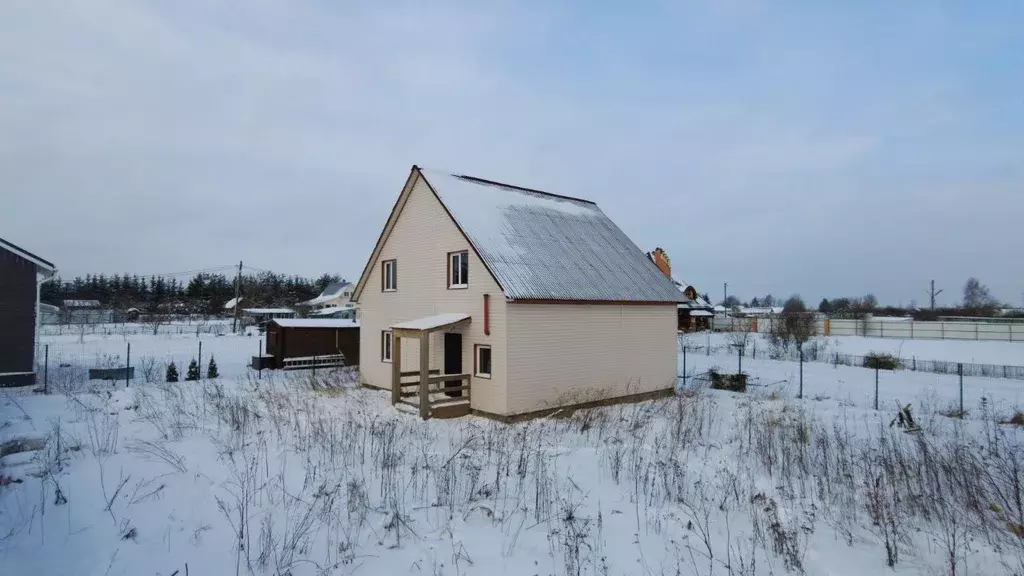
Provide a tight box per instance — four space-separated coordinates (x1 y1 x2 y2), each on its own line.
769 296 818 354
963 277 996 310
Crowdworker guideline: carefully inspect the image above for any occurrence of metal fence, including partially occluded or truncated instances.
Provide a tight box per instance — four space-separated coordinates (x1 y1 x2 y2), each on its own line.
32 340 218 394
678 336 1024 381
39 321 235 338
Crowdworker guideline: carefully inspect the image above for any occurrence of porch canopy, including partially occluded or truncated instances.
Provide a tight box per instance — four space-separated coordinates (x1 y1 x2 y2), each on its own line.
389 313 471 418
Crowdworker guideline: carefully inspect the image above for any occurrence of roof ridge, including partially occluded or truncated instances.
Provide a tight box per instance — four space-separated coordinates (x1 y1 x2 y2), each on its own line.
450 174 598 206
0 236 56 270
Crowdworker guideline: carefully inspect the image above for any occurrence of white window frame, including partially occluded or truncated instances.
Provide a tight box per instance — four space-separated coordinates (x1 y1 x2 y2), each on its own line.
382 330 393 363
448 251 469 289
474 344 491 378
382 260 397 292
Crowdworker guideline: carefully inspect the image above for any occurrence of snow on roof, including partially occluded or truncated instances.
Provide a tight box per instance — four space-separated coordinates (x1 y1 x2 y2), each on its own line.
272 318 358 329
63 299 101 308
311 305 355 316
422 171 683 303
690 310 714 317
243 308 295 315
301 282 352 306
0 236 56 275
391 312 470 331
223 297 243 309
671 278 713 310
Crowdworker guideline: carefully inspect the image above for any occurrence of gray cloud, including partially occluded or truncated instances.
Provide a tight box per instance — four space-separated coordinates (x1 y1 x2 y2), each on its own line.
2 1 1021 306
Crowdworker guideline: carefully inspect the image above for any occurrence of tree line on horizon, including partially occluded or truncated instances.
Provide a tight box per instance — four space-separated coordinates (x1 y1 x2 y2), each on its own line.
40 271 346 315
717 277 1019 319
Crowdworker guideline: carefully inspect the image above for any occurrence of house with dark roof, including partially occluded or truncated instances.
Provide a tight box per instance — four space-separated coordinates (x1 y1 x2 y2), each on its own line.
352 166 682 420
0 237 56 387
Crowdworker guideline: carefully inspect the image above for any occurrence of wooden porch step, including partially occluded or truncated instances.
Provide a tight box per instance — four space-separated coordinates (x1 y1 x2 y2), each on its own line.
430 401 471 419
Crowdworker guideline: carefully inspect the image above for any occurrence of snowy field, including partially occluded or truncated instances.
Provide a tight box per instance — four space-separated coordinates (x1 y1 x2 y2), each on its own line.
3 329 1024 575
686 332 1024 366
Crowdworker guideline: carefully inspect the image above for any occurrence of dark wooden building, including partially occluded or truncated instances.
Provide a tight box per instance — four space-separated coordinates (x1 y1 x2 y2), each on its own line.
265 318 360 368
0 238 56 387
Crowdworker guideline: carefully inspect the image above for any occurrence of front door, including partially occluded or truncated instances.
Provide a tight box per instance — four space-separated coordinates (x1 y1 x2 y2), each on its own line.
443 332 463 397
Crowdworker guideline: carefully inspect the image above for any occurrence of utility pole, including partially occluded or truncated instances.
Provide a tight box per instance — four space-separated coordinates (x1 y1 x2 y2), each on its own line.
723 282 728 307
232 260 242 333
927 280 943 310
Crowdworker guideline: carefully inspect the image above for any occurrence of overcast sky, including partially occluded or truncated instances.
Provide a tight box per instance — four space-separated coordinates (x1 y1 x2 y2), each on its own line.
2 1 1021 306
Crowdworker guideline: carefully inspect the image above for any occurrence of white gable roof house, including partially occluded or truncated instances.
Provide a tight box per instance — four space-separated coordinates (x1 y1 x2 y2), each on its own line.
300 281 353 309
352 165 683 420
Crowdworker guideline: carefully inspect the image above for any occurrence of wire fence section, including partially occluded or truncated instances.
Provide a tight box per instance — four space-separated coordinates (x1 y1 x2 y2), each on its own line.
678 336 1024 381
40 321 235 338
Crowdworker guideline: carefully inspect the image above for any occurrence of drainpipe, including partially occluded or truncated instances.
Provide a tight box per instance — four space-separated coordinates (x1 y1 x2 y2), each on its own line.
35 268 55 383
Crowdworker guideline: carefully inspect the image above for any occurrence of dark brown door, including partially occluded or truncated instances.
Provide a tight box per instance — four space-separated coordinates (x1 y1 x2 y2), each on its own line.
443 333 462 397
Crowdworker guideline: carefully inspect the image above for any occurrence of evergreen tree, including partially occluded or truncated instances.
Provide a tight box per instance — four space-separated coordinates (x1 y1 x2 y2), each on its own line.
165 361 179 382
186 358 200 381
207 356 219 379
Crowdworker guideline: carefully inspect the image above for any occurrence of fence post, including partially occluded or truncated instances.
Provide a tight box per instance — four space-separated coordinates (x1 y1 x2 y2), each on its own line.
706 332 710 356
126 342 131 387
912 357 916 371
799 349 804 399
738 346 743 374
682 346 687 388
44 344 49 394
958 363 964 417
874 367 879 410
198 341 203 380
258 338 263 380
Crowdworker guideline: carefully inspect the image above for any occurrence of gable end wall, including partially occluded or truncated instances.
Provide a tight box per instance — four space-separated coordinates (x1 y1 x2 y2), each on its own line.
357 174 508 415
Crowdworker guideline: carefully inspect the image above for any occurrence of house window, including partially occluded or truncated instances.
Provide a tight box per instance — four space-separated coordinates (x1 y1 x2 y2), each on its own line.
448 251 469 289
381 330 393 362
474 344 491 378
382 260 397 291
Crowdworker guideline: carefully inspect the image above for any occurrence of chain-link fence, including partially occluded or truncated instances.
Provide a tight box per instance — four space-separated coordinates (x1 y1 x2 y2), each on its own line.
39 321 234 338
34 338 235 394
678 335 1024 381
679 339 1024 418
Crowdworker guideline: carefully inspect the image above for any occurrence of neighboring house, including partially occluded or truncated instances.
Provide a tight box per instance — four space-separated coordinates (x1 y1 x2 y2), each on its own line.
0 237 56 387
736 307 783 318
243 308 296 325
58 299 117 324
352 166 683 420
310 304 357 320
264 318 360 368
39 303 60 325
62 299 101 309
646 248 714 332
300 281 354 310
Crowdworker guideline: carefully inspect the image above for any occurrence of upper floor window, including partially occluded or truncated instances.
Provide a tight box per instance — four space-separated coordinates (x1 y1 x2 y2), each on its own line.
382 260 397 291
448 251 469 289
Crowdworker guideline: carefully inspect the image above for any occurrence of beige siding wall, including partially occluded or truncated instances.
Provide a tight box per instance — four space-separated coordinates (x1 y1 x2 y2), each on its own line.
357 175 508 415
505 303 677 416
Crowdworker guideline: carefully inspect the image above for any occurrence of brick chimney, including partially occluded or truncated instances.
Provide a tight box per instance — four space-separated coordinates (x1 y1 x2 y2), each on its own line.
651 247 671 278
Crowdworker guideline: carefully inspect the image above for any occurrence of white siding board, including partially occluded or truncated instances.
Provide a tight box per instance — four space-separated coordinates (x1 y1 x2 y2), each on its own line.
505 303 677 415
358 175 508 415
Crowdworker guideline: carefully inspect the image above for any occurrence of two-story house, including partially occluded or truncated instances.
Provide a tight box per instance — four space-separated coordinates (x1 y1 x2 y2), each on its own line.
352 166 683 420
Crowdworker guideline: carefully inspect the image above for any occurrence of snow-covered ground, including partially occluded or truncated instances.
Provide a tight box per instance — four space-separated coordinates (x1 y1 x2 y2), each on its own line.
684 332 1024 366
3 329 1024 575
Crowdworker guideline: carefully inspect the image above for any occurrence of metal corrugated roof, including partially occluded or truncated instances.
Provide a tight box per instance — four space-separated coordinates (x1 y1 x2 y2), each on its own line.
422 171 683 303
